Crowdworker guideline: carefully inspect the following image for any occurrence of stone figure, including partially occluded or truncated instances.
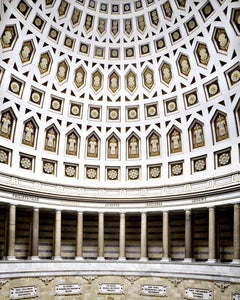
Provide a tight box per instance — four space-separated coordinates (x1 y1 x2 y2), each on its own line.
170 129 181 153
128 136 139 158
0 112 12 138
87 135 98 157
108 136 118 159
22 121 35 146
215 114 228 141
192 123 204 148
45 128 56 151
149 133 160 156
66 133 77 155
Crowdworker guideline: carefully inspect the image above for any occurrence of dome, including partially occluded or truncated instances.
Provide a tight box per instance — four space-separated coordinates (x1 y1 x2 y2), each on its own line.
0 0 239 200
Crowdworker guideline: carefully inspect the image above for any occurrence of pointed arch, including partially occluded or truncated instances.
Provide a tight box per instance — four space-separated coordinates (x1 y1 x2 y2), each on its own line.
22 117 38 148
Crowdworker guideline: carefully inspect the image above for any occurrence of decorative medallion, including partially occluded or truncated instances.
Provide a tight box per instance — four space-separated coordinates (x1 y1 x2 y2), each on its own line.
128 168 139 180
194 159 206 172
0 150 8 164
43 162 54 174
218 152 231 166
171 163 183 176
107 169 118 180
65 166 76 177
86 167 97 179
20 157 32 169
149 166 161 178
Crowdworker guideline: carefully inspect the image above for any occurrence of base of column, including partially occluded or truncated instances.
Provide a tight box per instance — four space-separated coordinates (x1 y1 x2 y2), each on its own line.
139 257 148 261
118 257 126 261
75 256 84 261
97 257 105 261
6 256 17 260
231 259 240 264
29 256 40 260
161 257 170 262
52 256 63 260
207 259 216 263
184 258 193 263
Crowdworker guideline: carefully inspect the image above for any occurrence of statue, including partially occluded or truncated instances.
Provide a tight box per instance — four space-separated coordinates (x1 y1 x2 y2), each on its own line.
22 121 35 146
192 123 204 148
0 112 12 138
215 114 228 141
108 136 118 159
170 129 181 153
87 135 98 158
149 133 160 156
45 128 56 151
66 133 77 155
128 136 139 158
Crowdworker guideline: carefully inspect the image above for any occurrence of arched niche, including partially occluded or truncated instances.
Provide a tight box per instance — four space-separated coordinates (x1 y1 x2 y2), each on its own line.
44 124 59 153
0 108 16 142
65 129 80 156
22 118 38 148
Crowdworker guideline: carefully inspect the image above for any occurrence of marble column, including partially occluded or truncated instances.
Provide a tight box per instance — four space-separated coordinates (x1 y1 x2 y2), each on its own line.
31 208 39 260
119 213 126 260
97 212 105 260
7 205 16 260
184 210 192 262
140 213 148 261
53 210 62 260
75 212 84 260
208 207 216 262
232 204 240 263
162 211 170 261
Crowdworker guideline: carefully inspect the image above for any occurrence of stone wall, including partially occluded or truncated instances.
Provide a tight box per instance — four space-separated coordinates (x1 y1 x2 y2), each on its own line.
0 275 240 300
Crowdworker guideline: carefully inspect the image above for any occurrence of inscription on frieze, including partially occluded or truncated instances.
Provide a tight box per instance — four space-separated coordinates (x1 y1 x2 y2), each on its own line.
232 294 240 300
98 283 124 294
141 285 167 297
55 284 81 296
185 288 212 299
10 286 38 299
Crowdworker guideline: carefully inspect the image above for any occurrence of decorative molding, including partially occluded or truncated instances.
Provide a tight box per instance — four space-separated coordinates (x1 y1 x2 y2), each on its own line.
125 276 139 285
0 279 9 289
169 278 183 287
83 276 97 284
214 281 230 292
39 277 54 285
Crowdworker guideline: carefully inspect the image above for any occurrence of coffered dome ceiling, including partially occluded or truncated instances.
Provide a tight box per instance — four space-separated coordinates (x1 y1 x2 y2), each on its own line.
0 0 239 191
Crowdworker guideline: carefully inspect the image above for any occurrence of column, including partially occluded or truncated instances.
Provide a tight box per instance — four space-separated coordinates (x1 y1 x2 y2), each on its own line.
208 207 216 262
53 210 62 260
75 212 84 260
184 210 192 262
119 213 126 260
140 213 148 261
97 212 104 260
31 208 39 260
162 211 170 261
7 205 16 260
232 204 240 263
